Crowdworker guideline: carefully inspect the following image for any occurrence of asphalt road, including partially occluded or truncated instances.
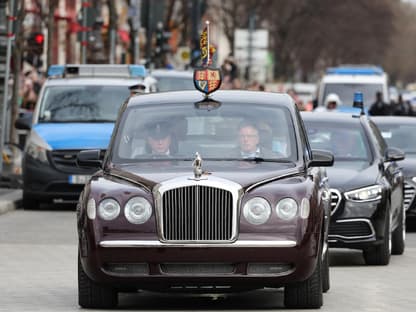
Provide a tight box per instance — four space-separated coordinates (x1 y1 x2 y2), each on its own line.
1 208 415 311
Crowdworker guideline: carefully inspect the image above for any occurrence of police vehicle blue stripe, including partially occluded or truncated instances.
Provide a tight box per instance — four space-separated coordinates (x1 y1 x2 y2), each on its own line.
33 123 114 149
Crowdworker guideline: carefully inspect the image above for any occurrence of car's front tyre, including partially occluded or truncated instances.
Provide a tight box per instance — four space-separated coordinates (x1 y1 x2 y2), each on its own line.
284 247 323 308
392 205 405 255
322 248 330 293
78 255 118 309
363 210 391 265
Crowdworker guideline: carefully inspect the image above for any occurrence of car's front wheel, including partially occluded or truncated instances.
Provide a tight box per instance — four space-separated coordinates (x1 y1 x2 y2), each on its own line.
363 210 391 265
78 255 118 309
322 247 330 293
284 247 323 308
392 204 405 255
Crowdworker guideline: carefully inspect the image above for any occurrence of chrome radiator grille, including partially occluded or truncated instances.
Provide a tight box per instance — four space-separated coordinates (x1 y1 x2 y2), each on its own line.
161 186 234 241
330 189 341 215
404 181 416 211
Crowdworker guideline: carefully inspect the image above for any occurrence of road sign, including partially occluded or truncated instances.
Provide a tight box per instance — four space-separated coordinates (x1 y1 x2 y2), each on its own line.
234 29 268 49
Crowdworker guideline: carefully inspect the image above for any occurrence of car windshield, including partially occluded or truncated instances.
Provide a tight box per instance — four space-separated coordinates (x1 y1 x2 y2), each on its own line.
112 102 298 162
377 123 416 154
38 85 130 122
304 121 372 163
323 83 383 108
154 76 194 92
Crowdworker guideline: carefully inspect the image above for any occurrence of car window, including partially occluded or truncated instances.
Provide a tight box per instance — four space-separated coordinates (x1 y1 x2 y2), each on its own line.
38 85 130 122
154 76 194 92
113 103 298 162
377 123 416 154
304 121 371 162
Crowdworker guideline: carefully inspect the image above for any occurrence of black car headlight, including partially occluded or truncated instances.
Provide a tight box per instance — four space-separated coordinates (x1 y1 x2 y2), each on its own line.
344 185 382 202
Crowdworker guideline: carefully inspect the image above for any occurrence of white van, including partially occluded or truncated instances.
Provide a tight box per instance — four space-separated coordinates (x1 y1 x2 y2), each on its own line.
317 65 389 110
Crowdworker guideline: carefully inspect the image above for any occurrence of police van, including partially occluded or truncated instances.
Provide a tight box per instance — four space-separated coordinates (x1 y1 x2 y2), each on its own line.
15 64 148 209
317 65 389 110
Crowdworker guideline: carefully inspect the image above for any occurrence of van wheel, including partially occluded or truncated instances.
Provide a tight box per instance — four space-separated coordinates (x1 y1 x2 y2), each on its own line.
22 192 40 210
78 255 118 309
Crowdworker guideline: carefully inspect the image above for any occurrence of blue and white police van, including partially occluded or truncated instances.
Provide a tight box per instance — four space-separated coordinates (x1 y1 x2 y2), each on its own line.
16 64 148 209
317 65 389 111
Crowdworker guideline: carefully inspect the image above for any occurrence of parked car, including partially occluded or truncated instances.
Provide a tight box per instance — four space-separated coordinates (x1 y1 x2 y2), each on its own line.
150 69 194 92
15 64 147 209
76 85 334 308
372 116 416 224
302 111 405 265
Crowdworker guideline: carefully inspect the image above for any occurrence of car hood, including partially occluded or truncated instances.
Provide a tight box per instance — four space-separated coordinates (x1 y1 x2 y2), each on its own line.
109 161 302 190
33 123 114 149
326 161 378 192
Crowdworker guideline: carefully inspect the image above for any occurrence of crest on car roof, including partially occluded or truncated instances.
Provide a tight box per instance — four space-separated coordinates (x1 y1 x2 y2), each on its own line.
193 21 222 96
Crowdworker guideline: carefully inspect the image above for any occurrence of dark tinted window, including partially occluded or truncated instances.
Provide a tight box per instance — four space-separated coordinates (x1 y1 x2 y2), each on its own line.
376 122 416 154
304 120 372 163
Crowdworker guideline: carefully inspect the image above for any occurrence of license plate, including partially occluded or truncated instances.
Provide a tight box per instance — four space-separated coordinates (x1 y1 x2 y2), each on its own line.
68 175 90 184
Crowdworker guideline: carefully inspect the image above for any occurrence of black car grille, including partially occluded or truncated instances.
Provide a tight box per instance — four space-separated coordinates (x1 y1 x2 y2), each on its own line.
161 186 234 241
329 220 374 239
49 149 104 173
404 181 416 211
330 189 341 215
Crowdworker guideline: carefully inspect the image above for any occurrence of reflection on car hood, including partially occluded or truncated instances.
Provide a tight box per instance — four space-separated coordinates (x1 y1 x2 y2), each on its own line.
326 161 378 191
111 161 301 189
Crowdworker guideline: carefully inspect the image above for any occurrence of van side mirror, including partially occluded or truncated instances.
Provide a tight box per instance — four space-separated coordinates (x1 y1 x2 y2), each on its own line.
15 112 33 130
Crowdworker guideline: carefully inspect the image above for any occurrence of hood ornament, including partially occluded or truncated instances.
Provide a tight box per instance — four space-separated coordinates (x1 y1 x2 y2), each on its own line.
192 152 203 180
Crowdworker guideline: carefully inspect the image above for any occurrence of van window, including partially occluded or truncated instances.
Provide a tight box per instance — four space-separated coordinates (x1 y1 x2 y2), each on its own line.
39 85 130 122
323 83 383 108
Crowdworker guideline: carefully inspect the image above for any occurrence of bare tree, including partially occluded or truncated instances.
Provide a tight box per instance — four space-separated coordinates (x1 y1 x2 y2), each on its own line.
47 0 59 69
10 0 25 144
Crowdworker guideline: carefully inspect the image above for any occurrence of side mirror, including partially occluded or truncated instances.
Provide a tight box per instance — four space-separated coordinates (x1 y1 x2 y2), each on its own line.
309 149 334 167
385 147 405 162
77 150 102 168
15 112 33 130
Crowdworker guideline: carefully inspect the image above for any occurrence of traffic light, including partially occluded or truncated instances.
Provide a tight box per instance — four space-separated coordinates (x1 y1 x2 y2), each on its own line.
27 32 44 55
155 27 171 55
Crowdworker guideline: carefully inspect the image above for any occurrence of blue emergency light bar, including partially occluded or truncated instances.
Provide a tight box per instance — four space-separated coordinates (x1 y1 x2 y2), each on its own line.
47 64 147 78
326 66 384 76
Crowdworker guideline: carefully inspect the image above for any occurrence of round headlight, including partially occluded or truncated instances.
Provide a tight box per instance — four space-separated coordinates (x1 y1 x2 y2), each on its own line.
98 198 120 221
243 197 271 225
276 198 298 220
124 197 152 224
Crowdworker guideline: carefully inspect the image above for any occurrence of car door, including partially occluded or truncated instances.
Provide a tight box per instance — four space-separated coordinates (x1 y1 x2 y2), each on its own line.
368 120 403 223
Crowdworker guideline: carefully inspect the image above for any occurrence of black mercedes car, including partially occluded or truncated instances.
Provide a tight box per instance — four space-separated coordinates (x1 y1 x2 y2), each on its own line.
302 112 405 265
372 116 416 223
75 87 334 309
